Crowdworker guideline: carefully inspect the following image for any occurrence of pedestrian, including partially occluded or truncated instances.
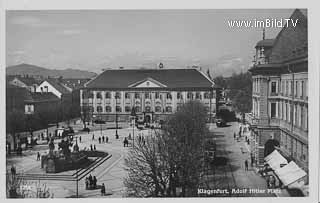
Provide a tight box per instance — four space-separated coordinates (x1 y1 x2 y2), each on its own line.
88 174 93 189
11 165 16 178
93 144 96 151
123 137 128 147
93 176 97 189
85 177 89 190
233 132 236 139
244 160 248 171
266 175 270 188
106 136 109 143
99 137 101 144
90 144 93 151
101 183 106 196
102 136 105 143
37 152 41 161
92 134 95 140
79 136 82 143
128 133 132 140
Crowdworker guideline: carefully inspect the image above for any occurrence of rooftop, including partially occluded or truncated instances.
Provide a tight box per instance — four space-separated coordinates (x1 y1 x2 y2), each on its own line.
85 68 214 89
25 92 60 103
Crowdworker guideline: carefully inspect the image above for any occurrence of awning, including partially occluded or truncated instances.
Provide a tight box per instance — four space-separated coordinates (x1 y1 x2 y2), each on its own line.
274 161 307 186
264 150 288 170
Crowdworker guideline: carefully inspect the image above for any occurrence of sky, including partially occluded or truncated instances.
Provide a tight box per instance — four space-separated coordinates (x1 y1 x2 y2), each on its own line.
6 9 294 74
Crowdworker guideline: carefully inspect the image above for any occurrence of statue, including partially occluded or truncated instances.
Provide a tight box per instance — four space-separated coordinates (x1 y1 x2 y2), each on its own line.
48 139 55 156
58 139 72 159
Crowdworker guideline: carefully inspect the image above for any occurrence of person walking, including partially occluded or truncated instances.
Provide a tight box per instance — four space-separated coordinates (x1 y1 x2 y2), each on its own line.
101 183 106 196
93 144 96 151
102 136 105 143
92 134 95 141
98 137 101 144
11 165 16 179
106 136 109 143
244 160 249 171
233 132 236 140
85 177 89 190
90 144 93 151
93 176 97 189
79 136 82 143
37 152 41 161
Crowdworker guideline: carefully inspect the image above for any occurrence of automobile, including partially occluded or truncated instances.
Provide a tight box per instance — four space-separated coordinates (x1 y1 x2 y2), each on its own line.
216 118 227 127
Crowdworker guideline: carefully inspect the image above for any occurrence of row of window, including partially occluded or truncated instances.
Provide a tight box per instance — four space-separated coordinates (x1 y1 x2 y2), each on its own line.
83 91 212 100
271 79 308 99
95 105 173 113
269 101 308 130
280 132 307 162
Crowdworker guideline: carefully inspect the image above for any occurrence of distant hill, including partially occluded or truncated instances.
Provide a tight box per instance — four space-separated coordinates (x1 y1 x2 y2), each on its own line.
6 63 97 79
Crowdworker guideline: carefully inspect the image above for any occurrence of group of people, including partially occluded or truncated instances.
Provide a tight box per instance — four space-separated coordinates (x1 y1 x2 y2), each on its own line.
90 144 96 151
85 174 106 196
98 136 109 144
85 174 98 190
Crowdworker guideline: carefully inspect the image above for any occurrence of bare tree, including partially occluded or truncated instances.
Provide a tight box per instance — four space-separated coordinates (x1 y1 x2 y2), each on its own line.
124 101 208 197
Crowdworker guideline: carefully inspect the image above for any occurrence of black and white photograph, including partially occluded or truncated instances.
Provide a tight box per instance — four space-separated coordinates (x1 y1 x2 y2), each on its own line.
2 1 318 201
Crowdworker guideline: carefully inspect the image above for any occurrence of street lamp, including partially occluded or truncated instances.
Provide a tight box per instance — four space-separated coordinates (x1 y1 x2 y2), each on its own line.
131 106 137 147
115 94 119 139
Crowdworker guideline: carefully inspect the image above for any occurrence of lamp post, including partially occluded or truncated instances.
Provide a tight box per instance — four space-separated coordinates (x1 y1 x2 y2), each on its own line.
131 106 137 147
115 94 119 139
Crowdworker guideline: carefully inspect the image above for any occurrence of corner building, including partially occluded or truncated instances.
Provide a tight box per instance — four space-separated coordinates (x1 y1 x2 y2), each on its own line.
249 9 308 172
80 68 215 123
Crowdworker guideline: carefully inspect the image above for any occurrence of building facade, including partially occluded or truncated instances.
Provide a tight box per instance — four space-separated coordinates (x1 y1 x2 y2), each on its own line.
249 9 308 172
80 68 216 123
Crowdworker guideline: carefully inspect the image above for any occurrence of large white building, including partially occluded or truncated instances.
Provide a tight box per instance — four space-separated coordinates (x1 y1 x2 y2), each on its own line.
249 9 308 172
80 68 216 123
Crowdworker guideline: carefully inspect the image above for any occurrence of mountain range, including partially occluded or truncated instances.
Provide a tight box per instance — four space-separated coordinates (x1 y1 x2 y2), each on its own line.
6 63 97 79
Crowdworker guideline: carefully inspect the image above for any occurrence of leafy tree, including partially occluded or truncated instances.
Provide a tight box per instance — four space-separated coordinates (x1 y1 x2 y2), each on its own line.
124 101 208 197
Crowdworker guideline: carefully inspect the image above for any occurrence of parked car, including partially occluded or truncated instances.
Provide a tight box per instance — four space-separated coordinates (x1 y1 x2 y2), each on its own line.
216 118 227 127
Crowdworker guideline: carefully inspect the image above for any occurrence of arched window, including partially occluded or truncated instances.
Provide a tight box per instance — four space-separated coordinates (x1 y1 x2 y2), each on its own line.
105 92 111 99
166 106 172 113
125 92 130 99
125 106 131 112
195 92 201 99
96 92 102 99
155 106 162 113
105 106 112 112
177 106 181 112
135 93 140 99
145 101 151 105
89 91 94 99
145 106 151 112
97 106 103 112
145 92 150 99
167 93 172 99
187 92 193 99
116 106 122 112
115 92 121 99
177 92 183 99
135 106 141 112
204 92 210 99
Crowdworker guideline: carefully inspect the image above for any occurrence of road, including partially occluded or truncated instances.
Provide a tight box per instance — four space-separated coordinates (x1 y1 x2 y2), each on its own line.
205 121 274 197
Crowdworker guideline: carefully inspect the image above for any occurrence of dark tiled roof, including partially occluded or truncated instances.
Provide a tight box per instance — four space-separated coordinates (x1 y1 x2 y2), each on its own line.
46 78 72 94
255 39 275 48
25 92 60 103
85 68 214 89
